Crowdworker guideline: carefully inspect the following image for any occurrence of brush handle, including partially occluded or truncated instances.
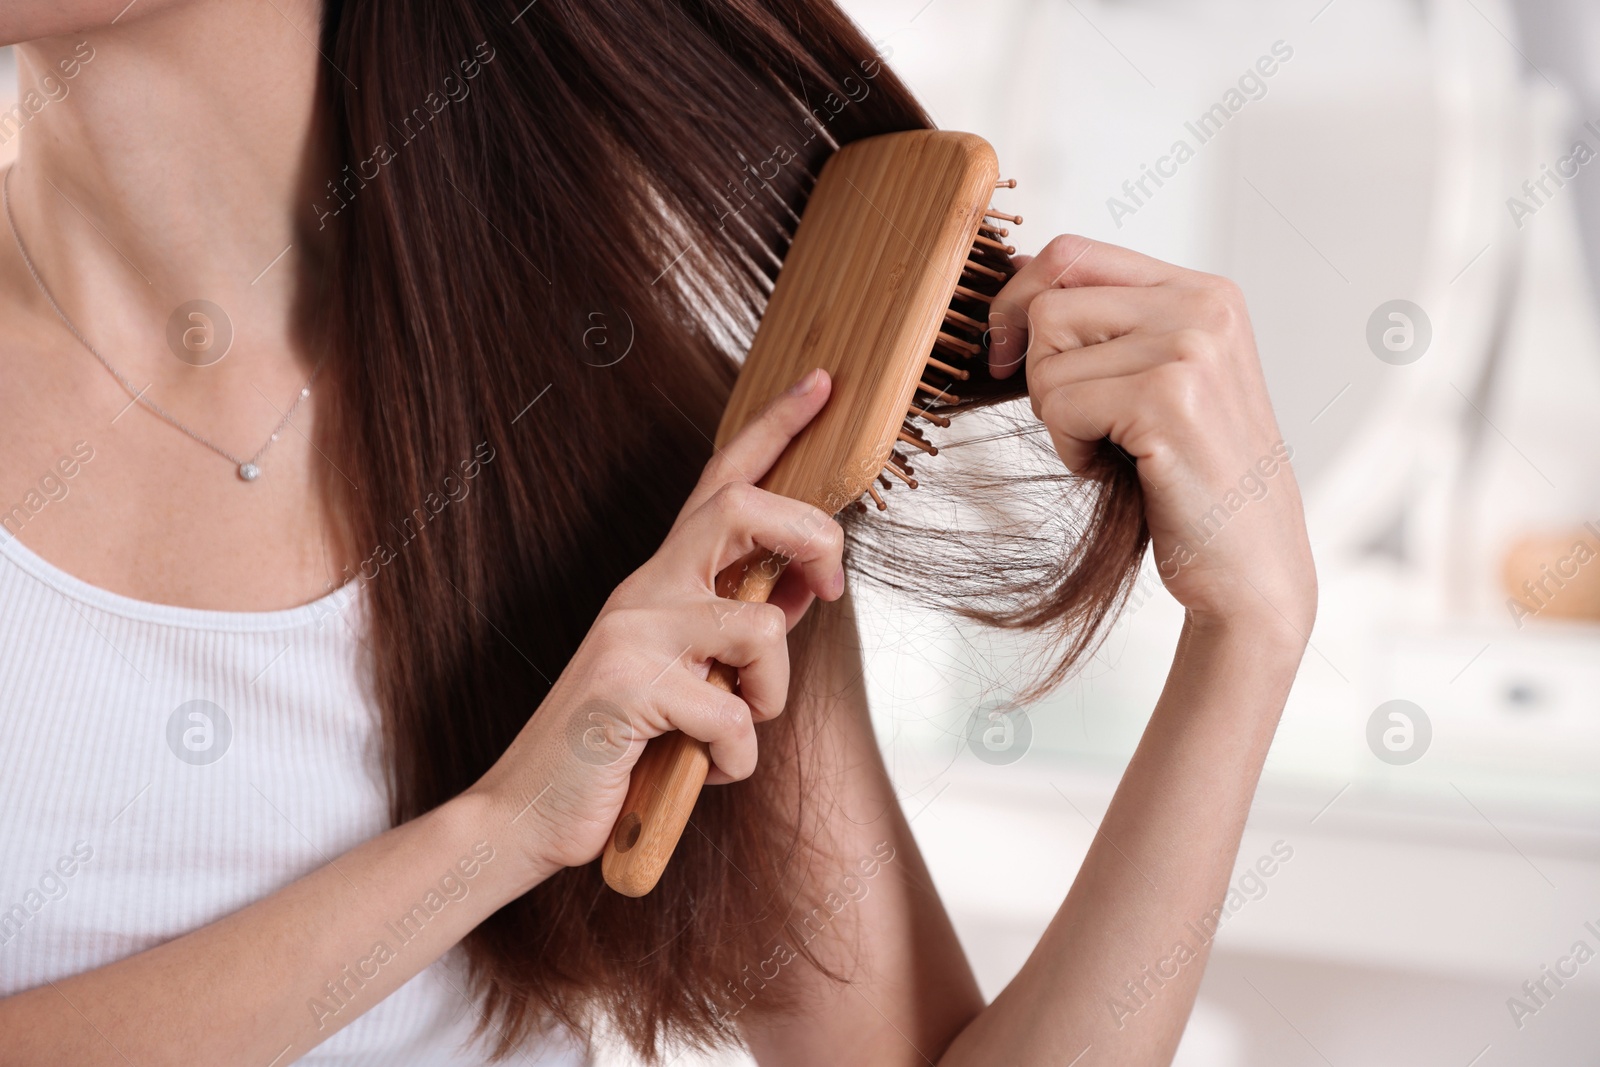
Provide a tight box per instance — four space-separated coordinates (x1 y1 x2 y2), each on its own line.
601 549 786 896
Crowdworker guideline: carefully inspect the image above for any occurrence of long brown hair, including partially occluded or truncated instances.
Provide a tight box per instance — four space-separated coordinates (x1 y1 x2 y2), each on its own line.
316 0 1146 1059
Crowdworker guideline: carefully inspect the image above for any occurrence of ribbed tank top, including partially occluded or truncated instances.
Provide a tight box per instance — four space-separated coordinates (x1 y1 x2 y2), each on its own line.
0 531 586 1066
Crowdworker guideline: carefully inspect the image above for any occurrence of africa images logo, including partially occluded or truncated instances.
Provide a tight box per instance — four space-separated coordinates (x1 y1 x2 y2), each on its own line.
965 701 1032 766
166 700 232 766
1366 700 1430 766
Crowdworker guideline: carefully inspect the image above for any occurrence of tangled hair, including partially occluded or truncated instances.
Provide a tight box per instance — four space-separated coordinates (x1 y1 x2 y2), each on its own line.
315 0 1147 1059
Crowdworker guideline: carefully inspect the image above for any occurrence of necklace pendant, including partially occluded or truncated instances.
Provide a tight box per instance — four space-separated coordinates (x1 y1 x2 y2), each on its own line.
239 463 261 482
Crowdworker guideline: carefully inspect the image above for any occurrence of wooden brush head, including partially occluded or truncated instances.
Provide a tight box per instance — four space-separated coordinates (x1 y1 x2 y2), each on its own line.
714 129 1015 515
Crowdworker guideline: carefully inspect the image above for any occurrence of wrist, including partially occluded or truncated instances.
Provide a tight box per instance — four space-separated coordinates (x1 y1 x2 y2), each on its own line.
1182 604 1311 672
1184 573 1316 650
439 786 563 902
454 777 572 895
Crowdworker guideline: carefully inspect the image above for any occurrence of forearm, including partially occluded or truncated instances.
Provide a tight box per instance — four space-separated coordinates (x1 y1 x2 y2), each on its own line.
941 614 1304 1066
0 790 543 1067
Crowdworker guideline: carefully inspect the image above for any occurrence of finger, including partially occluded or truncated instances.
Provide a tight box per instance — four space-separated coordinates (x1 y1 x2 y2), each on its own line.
1030 342 1192 473
1022 286 1201 355
765 564 817 632
1024 323 1172 404
989 235 1193 378
668 482 846 604
685 597 792 723
648 671 760 782
626 595 791 725
678 368 832 519
1033 382 1114 474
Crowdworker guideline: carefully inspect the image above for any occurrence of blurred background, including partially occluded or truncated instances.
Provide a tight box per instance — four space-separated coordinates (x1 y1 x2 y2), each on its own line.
834 1 1600 1065
7 1 1597 1064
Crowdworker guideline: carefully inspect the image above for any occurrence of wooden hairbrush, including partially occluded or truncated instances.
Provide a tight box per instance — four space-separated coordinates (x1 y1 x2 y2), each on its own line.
602 129 1019 896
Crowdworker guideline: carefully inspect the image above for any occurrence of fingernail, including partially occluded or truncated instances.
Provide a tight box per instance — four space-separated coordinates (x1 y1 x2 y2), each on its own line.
831 565 845 596
786 368 821 396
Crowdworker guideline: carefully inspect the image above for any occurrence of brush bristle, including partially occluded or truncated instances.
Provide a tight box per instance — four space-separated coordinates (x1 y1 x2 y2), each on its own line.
868 179 1019 512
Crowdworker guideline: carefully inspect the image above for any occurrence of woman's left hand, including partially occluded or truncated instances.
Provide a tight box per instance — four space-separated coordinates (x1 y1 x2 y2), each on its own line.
988 235 1316 639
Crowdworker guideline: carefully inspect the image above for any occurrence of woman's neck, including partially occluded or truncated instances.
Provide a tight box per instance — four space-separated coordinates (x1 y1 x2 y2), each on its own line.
5 0 334 396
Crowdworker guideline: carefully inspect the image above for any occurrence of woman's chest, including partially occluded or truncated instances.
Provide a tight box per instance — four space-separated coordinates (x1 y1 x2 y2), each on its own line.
0 556 382 993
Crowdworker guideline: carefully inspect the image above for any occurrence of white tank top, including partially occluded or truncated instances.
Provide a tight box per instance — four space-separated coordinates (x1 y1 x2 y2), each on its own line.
0 532 587 1066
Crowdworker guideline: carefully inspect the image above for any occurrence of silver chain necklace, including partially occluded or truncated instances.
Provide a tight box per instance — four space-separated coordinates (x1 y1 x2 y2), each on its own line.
3 167 317 482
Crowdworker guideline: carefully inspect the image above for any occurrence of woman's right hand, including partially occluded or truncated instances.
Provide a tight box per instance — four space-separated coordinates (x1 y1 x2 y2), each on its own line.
467 368 846 883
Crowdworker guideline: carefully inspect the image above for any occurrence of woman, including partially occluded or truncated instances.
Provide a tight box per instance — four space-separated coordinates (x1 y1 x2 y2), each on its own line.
0 0 1315 1064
